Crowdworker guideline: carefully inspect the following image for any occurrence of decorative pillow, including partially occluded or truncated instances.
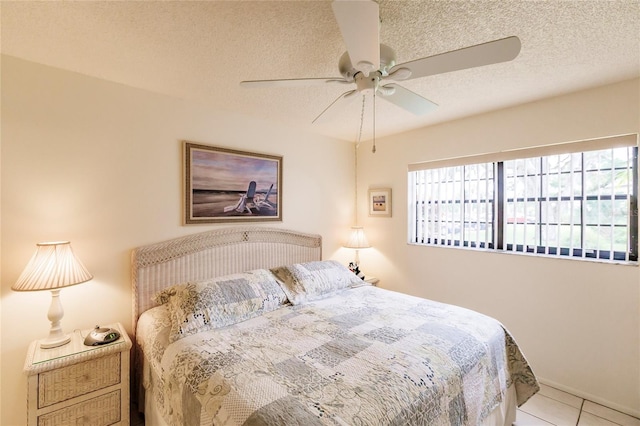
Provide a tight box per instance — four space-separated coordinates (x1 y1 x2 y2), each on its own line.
152 269 288 342
270 260 365 305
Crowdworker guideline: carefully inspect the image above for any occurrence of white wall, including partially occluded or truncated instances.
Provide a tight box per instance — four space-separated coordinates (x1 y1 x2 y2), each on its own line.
0 52 3 424
357 78 640 416
0 55 356 425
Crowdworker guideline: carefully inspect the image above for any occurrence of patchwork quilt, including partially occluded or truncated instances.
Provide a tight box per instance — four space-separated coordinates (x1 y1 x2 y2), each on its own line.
137 285 538 426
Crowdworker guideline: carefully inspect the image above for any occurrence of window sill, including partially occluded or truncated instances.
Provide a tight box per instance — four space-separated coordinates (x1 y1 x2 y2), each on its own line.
407 242 639 267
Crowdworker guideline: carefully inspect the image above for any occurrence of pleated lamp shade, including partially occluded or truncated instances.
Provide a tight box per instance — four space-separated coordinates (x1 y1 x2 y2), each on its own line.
344 226 371 268
344 226 371 249
13 241 92 348
12 241 93 292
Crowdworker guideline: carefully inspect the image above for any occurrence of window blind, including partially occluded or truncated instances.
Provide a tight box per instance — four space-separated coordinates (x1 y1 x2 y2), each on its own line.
408 134 637 172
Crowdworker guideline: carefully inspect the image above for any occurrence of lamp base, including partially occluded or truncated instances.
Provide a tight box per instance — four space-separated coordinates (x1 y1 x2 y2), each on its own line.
39 334 71 349
40 289 71 349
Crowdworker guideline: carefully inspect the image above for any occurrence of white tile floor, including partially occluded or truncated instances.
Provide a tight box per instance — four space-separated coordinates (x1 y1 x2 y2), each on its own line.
131 384 640 425
516 384 640 426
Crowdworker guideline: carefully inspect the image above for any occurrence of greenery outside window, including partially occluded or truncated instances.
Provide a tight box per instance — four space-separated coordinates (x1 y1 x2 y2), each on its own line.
408 135 638 262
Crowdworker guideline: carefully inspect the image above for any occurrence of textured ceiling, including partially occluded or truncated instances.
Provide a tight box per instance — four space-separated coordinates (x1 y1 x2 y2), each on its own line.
2 0 639 142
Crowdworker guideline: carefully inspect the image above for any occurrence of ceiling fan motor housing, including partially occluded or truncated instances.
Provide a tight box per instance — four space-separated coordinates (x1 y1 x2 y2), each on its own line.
355 72 381 94
339 43 397 81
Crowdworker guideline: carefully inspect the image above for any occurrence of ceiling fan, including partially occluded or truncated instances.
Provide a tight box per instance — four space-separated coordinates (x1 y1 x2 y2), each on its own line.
241 0 521 132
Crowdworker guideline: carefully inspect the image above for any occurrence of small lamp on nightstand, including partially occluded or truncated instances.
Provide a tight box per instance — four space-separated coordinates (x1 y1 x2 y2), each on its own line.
12 241 93 349
344 226 371 277
344 226 371 264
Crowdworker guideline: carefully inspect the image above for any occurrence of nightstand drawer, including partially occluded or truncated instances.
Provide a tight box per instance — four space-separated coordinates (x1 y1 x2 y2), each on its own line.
37 390 121 426
25 323 132 426
38 353 121 408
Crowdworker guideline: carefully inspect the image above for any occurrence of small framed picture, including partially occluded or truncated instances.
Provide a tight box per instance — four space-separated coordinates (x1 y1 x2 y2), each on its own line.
368 188 392 217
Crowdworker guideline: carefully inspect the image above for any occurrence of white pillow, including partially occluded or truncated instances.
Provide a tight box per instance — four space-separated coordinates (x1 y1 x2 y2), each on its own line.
153 269 287 342
270 260 365 305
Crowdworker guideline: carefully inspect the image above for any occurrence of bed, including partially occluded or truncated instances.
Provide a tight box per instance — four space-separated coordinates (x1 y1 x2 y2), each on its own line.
131 227 538 426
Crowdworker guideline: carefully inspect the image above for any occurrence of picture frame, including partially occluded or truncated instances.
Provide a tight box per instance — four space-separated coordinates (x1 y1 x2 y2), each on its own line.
184 141 282 224
368 188 392 217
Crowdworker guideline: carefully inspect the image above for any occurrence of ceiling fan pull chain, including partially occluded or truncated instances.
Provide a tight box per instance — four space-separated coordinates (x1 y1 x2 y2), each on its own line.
372 90 376 154
354 93 367 224
357 94 366 147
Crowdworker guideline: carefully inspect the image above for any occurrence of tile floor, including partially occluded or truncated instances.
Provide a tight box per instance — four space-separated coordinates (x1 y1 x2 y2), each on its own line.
516 384 640 426
131 383 640 426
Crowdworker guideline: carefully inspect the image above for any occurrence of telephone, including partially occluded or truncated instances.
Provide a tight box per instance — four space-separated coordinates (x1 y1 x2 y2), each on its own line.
84 325 121 346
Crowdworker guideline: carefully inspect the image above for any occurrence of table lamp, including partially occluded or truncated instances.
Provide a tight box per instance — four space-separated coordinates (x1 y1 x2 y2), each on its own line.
344 226 371 266
12 241 93 348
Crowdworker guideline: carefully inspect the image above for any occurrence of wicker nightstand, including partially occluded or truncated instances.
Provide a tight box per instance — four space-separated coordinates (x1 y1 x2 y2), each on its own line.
24 322 132 426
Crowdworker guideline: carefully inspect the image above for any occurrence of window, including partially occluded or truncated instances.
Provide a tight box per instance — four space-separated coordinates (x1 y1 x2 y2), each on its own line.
411 163 495 249
408 135 638 262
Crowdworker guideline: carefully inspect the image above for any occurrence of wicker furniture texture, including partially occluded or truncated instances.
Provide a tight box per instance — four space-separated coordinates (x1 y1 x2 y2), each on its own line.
130 227 323 409
24 322 132 426
131 226 322 332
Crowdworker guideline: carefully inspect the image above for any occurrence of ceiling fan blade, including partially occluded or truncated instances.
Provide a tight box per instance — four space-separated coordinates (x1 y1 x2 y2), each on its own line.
389 36 521 81
332 0 380 76
380 84 438 115
312 90 359 124
241 78 350 88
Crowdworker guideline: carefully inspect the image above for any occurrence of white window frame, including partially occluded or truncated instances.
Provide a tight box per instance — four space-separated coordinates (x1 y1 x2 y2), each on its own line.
408 134 639 263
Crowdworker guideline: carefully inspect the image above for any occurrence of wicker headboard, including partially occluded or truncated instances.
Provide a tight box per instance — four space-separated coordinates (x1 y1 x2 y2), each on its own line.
130 227 322 333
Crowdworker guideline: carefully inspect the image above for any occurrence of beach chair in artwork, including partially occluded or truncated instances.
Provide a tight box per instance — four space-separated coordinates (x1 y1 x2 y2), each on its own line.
253 184 276 211
224 181 257 214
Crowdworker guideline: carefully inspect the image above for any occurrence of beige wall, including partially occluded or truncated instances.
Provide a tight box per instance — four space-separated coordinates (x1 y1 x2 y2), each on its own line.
0 52 3 423
2 52 639 423
0 56 356 425
356 78 640 416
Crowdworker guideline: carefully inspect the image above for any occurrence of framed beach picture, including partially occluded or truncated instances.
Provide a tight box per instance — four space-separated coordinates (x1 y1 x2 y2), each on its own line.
184 141 282 224
368 188 392 217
